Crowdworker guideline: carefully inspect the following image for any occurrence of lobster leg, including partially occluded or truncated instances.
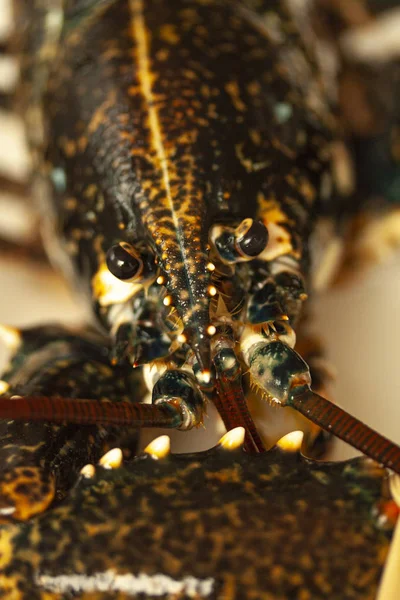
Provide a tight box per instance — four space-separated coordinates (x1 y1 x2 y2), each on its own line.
0 325 147 521
243 334 400 474
109 291 173 367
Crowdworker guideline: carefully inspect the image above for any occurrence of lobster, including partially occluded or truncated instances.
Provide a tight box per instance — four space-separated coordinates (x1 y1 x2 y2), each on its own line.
0 0 400 597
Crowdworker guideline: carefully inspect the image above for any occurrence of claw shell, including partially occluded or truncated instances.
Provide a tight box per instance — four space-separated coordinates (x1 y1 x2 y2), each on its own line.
0 447 392 598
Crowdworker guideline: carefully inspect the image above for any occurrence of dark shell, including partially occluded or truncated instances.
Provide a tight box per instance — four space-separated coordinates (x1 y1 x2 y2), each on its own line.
0 325 144 521
0 443 393 599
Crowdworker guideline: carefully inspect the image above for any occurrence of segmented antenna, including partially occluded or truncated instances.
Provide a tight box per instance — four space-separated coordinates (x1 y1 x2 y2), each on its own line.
0 396 183 428
214 378 266 454
213 343 266 453
2 388 400 473
288 389 400 474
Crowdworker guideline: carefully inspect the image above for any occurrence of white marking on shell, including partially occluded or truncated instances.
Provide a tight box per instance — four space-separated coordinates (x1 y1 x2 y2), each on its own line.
0 506 16 517
36 571 215 597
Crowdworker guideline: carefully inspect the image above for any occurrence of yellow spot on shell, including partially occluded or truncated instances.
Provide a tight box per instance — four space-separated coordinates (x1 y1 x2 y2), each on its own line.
225 81 247 113
77 136 88 152
64 140 77 157
163 295 172 307
159 24 180 45
276 431 304 452
218 427 245 450
87 91 117 135
144 435 171 459
99 448 123 470
0 529 14 570
198 370 211 385
207 325 217 336
80 464 96 479
64 197 78 210
0 467 55 521
0 325 21 353
0 381 9 395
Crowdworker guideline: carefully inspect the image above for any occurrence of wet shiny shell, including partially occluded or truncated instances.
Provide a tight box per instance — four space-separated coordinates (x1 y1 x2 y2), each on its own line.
0 445 393 599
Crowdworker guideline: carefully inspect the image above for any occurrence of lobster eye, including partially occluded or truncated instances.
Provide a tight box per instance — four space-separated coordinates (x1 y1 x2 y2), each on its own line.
106 243 143 280
237 220 269 258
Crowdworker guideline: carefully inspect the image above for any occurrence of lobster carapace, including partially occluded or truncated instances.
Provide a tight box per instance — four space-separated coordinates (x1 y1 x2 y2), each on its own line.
2 0 400 472
10 0 330 437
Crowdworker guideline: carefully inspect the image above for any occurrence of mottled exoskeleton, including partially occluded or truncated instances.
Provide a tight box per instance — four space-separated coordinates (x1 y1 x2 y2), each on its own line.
24 0 332 414
1 0 400 526
0 429 396 599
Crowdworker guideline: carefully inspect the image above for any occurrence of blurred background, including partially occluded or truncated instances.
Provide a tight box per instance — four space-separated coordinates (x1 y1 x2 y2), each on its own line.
1 0 400 460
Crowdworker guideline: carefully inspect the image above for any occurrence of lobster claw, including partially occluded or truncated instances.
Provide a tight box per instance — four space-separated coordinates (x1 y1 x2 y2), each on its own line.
246 340 311 405
111 321 171 367
152 370 205 430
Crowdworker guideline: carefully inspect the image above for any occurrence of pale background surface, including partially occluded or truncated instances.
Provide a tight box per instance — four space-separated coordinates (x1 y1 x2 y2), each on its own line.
1 0 400 460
